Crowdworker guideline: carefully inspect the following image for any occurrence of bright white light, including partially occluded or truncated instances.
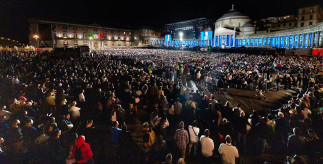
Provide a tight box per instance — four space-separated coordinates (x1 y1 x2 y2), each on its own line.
179 32 183 37
179 32 183 41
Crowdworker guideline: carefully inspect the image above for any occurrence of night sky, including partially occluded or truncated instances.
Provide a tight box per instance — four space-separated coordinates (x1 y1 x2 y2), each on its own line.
0 0 322 44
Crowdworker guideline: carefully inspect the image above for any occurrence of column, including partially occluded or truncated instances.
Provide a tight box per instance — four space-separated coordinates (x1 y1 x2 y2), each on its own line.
216 36 218 47
308 33 314 48
233 35 236 47
301 33 305 48
305 33 309 48
292 35 295 48
312 32 315 48
315 32 319 48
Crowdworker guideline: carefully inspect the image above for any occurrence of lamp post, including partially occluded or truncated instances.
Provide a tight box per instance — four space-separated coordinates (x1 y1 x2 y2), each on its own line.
33 34 39 48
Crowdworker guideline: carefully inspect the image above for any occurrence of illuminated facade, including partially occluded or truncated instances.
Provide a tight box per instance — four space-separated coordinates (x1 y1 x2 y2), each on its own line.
165 18 212 40
156 5 323 49
134 28 162 46
298 5 323 28
29 19 134 50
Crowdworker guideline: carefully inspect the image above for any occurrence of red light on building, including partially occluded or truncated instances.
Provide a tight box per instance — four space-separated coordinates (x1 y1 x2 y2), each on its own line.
312 48 323 56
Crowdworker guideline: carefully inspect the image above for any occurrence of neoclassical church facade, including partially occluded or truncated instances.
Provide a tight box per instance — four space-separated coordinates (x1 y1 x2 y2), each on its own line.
159 5 323 49
213 5 323 49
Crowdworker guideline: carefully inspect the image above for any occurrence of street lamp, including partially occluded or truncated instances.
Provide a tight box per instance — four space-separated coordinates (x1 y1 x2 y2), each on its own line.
33 34 40 48
33 34 39 40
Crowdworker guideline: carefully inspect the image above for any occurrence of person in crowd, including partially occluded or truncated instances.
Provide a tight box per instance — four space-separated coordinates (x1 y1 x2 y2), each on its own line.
151 135 167 163
0 105 12 122
218 135 239 164
57 113 74 132
111 121 122 146
159 113 169 138
174 98 183 116
174 121 189 159
287 127 306 155
188 120 199 157
200 129 214 163
177 158 185 164
0 49 322 164
0 137 6 163
21 118 37 149
306 129 323 158
162 153 173 164
71 135 94 164
275 112 291 145
5 119 23 153
47 129 66 164
236 111 250 150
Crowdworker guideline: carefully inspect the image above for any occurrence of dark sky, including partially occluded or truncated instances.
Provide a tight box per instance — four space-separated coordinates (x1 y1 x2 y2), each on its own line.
0 0 322 43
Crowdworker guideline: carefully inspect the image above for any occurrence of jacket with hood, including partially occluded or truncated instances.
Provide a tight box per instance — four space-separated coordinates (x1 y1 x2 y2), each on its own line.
71 136 93 163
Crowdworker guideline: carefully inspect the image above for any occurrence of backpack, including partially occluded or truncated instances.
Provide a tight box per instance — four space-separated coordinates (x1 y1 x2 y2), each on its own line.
75 144 85 161
147 130 156 147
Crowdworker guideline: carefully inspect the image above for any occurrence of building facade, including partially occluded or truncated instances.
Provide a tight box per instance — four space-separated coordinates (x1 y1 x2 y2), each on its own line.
298 5 323 28
156 5 323 49
257 15 298 32
29 19 134 50
134 27 162 46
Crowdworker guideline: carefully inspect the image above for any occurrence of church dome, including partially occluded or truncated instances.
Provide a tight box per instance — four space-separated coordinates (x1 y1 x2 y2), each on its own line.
241 23 254 27
217 5 250 21
215 4 252 31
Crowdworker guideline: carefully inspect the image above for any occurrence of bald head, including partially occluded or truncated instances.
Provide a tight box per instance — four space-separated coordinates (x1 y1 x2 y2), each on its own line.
225 135 232 144
278 112 284 118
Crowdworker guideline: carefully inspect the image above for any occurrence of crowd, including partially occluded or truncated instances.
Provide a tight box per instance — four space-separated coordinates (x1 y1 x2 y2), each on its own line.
0 49 322 164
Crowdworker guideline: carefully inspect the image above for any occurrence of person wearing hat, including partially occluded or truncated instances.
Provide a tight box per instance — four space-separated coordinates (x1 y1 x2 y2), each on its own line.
71 135 94 164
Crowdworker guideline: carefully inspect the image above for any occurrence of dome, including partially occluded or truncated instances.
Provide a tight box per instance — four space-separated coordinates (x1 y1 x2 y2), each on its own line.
241 23 254 28
215 5 252 30
217 5 250 21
